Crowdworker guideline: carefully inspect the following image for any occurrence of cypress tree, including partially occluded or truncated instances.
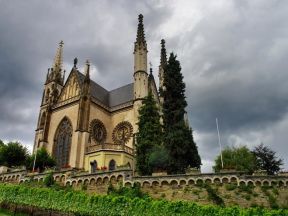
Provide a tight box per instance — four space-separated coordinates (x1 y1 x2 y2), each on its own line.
136 91 163 175
163 53 201 174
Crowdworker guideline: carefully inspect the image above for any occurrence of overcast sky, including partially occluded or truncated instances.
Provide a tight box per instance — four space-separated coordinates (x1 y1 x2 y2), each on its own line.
0 0 288 172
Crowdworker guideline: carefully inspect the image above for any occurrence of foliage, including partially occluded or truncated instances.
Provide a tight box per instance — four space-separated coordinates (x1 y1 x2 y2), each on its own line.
162 53 201 174
205 184 225 207
148 145 169 172
26 148 56 172
43 172 55 187
252 143 283 175
213 146 256 173
136 91 163 175
0 184 287 216
0 141 28 167
225 184 237 191
107 183 148 199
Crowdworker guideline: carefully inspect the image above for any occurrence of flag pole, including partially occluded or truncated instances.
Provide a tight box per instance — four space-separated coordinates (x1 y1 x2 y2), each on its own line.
32 151 37 172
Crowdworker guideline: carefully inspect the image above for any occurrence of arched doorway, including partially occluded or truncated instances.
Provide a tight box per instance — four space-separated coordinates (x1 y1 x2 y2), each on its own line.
90 160 97 173
53 118 72 168
109 160 116 171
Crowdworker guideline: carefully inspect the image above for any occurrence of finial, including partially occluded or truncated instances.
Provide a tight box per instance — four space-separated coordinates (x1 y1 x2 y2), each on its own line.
73 58 78 68
160 39 167 66
136 14 146 46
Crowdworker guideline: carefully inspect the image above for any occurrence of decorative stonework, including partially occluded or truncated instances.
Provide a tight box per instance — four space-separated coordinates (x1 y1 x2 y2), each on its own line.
90 119 107 144
112 121 133 145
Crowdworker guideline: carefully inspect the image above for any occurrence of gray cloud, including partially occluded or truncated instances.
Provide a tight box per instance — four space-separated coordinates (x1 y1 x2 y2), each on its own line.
0 0 287 172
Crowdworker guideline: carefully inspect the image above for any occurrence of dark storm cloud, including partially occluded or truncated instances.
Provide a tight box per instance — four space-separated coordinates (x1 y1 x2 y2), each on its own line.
0 0 287 171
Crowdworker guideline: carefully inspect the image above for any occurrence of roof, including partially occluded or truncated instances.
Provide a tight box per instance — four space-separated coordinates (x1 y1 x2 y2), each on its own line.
76 71 133 108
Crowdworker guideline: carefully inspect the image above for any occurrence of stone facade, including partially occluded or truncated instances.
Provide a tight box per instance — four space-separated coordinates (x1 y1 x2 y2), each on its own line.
33 15 164 173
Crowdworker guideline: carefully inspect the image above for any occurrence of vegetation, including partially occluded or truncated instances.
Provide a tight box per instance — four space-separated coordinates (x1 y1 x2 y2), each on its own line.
205 184 225 206
162 53 201 174
43 173 55 187
0 141 28 167
253 143 283 175
136 91 163 175
214 146 256 173
0 184 287 216
25 148 55 172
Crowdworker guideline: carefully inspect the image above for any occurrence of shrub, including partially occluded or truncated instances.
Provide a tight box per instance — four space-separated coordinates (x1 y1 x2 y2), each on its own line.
225 183 237 191
43 172 55 187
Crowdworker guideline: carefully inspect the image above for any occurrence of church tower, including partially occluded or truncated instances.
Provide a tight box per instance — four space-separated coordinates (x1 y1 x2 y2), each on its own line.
34 41 65 152
133 14 148 129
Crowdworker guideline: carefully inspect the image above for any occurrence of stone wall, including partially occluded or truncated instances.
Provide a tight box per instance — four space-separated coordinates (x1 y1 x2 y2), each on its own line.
1 169 288 208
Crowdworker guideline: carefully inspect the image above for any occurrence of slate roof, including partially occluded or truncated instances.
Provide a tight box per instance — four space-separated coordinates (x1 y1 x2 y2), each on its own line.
76 71 134 108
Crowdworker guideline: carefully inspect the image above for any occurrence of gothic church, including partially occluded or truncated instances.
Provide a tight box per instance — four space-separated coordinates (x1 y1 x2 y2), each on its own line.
34 15 167 172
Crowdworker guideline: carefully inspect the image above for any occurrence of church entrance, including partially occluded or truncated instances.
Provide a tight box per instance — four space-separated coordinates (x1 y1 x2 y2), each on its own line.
53 118 72 168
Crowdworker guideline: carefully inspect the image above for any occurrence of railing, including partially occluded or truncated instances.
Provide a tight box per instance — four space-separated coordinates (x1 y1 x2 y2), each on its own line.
86 143 134 155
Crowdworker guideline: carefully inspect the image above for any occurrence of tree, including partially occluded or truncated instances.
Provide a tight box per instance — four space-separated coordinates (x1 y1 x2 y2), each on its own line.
136 91 163 175
252 143 283 175
162 53 201 174
26 147 56 172
213 146 256 173
0 141 28 167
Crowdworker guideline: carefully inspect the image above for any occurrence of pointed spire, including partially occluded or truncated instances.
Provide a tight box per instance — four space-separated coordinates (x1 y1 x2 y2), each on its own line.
136 14 146 47
160 39 167 67
53 40 64 72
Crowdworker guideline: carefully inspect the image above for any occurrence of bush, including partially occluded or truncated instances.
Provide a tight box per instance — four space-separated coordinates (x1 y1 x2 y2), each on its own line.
44 172 55 187
225 184 237 191
205 184 225 207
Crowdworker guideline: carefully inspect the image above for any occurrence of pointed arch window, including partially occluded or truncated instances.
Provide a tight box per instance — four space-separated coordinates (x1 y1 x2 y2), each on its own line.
109 159 116 171
39 112 46 129
53 118 72 168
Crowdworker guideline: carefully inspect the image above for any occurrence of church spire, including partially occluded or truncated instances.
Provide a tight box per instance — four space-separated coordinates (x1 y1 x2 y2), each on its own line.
160 39 167 67
53 40 64 72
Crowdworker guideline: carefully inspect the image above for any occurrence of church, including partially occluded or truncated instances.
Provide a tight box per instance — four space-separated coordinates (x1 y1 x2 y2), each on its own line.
33 14 167 173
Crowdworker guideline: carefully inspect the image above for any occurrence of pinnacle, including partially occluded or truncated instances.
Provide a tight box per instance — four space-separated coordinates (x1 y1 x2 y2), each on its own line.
136 14 146 46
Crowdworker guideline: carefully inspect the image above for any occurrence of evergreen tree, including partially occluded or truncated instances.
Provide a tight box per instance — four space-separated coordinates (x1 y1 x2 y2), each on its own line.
136 91 163 175
252 143 283 175
163 53 201 174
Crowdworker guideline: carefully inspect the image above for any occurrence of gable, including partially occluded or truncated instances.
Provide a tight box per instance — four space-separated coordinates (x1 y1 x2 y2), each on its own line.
58 70 81 102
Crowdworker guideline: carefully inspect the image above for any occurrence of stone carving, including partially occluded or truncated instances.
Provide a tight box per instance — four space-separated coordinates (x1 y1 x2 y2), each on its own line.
112 121 133 145
90 119 107 144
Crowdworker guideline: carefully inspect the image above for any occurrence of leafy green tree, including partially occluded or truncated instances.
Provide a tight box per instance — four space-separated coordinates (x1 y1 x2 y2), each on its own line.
252 143 283 175
0 141 28 167
213 146 256 173
136 91 163 175
26 147 56 172
162 53 201 174
0 140 4 146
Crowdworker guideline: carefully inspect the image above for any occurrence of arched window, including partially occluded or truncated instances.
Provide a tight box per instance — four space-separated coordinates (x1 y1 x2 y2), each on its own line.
39 112 46 129
90 160 97 173
53 118 72 168
109 160 116 171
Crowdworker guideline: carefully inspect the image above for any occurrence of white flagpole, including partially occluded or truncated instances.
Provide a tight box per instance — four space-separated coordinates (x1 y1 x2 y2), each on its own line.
216 118 224 169
32 151 37 172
